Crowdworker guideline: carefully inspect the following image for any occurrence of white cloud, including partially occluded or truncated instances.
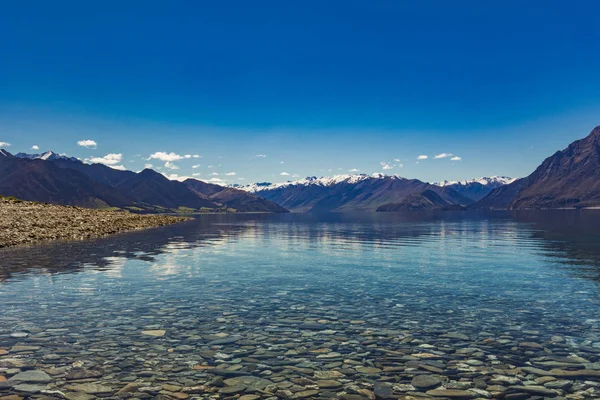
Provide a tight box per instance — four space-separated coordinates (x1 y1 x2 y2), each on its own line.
292 174 300 178
109 165 127 171
0 141 10 147
192 164 200 169
211 172 220 176
253 154 267 158
208 164 215 168
380 161 393 170
238 177 245 180
164 161 180 170
193 155 201 158
184 154 191 159
225 172 236 176
89 153 122 165
434 153 453 159
148 151 183 162
208 177 225 184
280 172 290 176
451 156 462 161
393 158 401 162
348 168 360 172
31 145 40 150
417 155 428 160
144 163 153 169
192 173 201 177
77 139 97 148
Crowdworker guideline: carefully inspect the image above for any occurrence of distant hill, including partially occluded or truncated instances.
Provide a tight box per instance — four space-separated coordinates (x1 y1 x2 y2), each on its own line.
474 126 600 209
377 190 465 212
116 169 216 210
185 179 288 213
435 177 517 202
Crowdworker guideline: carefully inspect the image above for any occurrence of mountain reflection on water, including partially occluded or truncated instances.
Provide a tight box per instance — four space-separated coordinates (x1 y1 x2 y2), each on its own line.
1 211 600 283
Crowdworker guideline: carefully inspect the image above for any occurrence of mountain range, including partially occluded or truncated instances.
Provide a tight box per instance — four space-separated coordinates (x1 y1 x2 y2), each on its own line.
0 150 287 213
238 175 515 212
1 125 599 213
239 126 600 211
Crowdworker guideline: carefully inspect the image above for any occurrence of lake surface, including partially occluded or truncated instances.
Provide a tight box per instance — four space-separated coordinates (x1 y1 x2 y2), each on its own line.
1 211 599 399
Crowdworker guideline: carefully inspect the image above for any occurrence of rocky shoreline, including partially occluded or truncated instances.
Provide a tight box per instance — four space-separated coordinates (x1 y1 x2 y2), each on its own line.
0 197 190 248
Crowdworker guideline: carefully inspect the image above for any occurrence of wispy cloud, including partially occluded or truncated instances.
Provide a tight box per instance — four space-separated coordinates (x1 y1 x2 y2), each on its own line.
348 168 360 172
0 141 11 147
77 139 97 148
417 155 428 160
211 172 219 176
451 156 462 161
280 172 290 176
192 173 201 176
193 155 201 158
225 172 236 176
184 154 191 159
144 163 153 169
89 153 122 165
192 164 200 169
434 153 453 159
208 177 225 183
164 161 180 170
252 154 267 159
380 161 402 170
31 145 39 150
148 151 183 162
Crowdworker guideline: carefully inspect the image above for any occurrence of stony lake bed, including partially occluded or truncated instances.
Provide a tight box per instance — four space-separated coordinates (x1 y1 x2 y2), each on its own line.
0 212 599 400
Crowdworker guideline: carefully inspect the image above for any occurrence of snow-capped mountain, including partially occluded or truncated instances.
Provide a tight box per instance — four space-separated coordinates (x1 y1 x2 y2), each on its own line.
14 150 79 162
237 173 520 212
432 176 517 202
239 173 405 193
434 176 517 187
237 173 475 212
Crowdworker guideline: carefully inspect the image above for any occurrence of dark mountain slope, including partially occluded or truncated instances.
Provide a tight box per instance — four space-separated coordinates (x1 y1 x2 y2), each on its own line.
251 175 470 212
184 179 227 197
185 179 288 213
377 190 465 212
0 151 135 208
116 169 217 210
472 179 527 209
430 186 476 206
52 158 136 187
473 126 600 209
511 126 600 208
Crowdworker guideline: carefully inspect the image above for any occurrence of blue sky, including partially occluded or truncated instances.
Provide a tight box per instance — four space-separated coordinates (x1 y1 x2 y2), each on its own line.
1 1 599 184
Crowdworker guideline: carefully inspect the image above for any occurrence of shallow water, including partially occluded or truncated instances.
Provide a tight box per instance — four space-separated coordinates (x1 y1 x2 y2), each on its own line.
1 211 599 399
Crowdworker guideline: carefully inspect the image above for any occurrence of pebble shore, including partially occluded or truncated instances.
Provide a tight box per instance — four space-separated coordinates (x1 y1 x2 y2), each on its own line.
0 197 189 248
1 288 598 400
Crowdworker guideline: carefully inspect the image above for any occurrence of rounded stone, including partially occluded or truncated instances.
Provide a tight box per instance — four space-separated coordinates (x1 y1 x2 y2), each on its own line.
411 374 442 391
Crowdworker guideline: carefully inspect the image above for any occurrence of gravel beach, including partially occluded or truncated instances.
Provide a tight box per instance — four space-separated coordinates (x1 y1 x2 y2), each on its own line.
0 197 190 248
